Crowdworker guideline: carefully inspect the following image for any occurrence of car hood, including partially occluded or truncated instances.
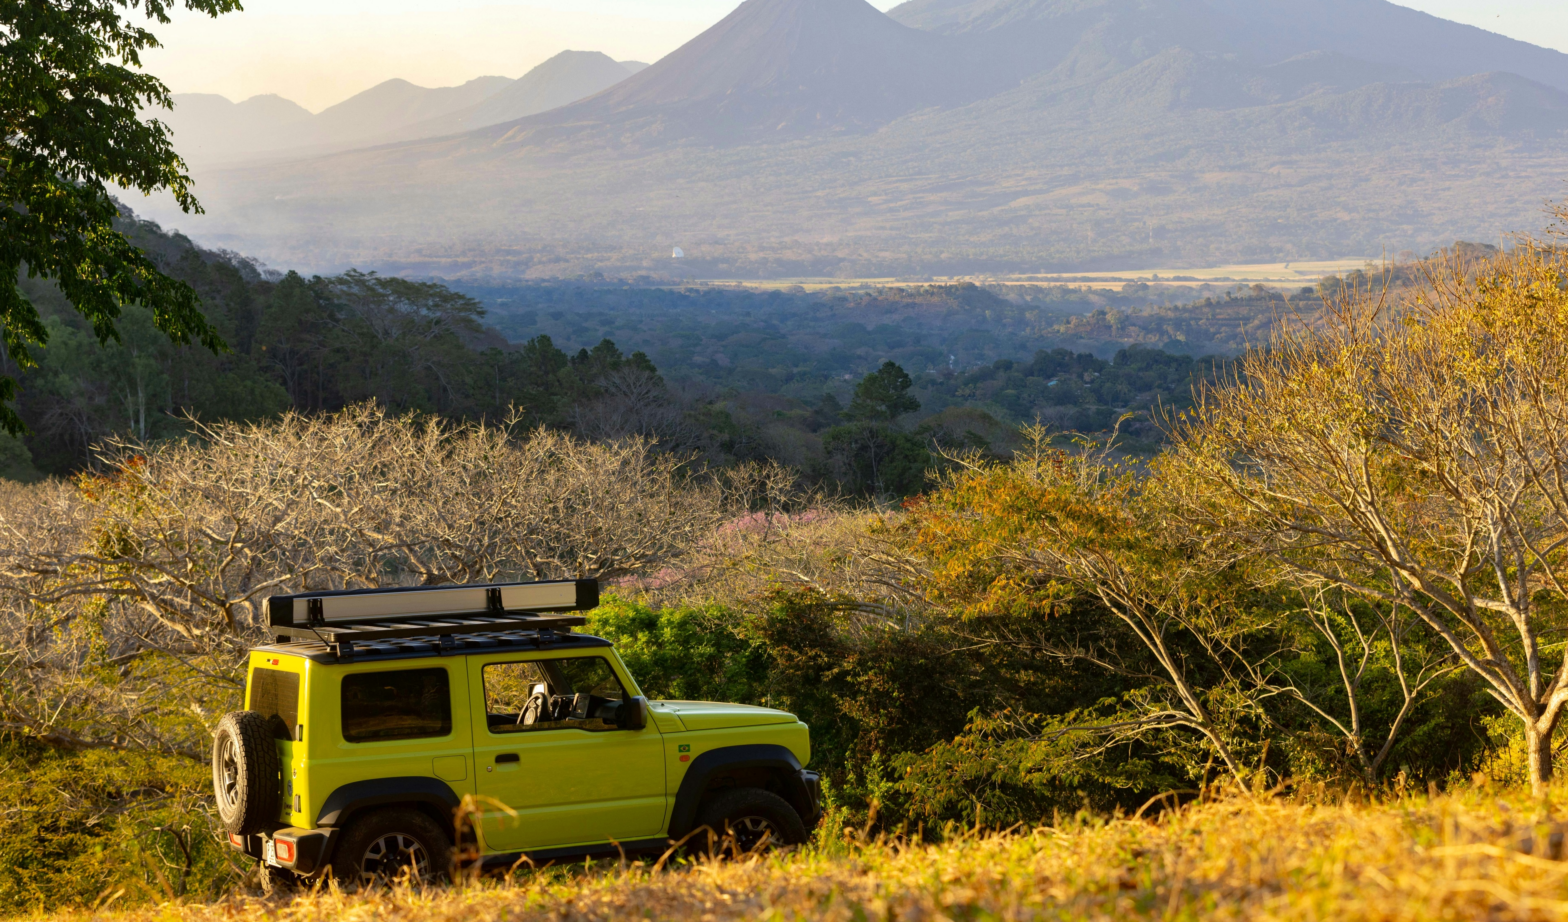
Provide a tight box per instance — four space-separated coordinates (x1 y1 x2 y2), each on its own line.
651 700 798 731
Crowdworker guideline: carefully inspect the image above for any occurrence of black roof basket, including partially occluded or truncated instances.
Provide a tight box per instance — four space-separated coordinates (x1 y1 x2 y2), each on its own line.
266 579 599 658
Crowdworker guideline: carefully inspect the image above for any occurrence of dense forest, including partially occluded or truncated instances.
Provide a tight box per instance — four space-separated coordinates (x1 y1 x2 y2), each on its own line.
1 213 1253 489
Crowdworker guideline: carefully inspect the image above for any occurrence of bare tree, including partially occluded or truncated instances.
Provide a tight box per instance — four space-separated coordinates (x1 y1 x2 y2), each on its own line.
1166 224 1568 794
0 404 770 755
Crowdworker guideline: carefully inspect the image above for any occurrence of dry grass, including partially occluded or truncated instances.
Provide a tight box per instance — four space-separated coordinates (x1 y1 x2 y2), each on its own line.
50 786 1568 922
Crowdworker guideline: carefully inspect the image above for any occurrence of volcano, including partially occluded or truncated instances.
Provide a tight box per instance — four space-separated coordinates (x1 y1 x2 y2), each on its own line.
505 0 997 139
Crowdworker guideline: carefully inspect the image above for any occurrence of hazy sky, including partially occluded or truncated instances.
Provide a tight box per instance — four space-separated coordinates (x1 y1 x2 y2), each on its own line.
144 0 1568 112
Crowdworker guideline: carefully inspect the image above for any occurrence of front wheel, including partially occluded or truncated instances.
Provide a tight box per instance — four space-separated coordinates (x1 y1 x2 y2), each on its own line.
693 787 808 856
332 808 452 887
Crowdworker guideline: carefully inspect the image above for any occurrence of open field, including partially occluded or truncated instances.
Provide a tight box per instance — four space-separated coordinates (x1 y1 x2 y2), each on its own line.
986 257 1380 288
51 786 1568 922
692 258 1375 292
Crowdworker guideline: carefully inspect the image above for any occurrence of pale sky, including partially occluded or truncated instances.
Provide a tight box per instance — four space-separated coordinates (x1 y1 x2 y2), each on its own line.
143 0 1568 113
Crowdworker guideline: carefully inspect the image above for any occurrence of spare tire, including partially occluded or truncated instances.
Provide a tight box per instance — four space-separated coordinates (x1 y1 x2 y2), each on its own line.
213 710 282 836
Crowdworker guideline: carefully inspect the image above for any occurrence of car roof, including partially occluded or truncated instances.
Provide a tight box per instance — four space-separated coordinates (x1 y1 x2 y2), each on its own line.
253 630 613 666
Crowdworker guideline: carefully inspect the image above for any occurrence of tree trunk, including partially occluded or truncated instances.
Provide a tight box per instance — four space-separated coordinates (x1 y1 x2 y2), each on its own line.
1527 722 1555 797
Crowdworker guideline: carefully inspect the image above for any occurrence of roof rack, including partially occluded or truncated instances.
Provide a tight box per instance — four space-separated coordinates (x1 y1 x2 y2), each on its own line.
266 579 599 659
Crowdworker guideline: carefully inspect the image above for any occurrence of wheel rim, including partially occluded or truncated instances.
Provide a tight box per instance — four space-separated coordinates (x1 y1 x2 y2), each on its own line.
359 832 430 886
726 815 779 853
216 736 241 813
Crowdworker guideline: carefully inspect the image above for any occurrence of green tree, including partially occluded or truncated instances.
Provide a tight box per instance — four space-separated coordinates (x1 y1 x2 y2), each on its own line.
311 270 484 412
1 0 238 434
847 360 920 422
825 361 930 498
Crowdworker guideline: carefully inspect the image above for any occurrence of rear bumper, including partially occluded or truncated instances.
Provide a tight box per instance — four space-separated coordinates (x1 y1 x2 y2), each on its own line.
229 827 338 878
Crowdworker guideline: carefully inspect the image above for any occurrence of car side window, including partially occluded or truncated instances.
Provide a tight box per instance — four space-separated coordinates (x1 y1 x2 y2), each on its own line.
483 657 627 733
341 668 452 742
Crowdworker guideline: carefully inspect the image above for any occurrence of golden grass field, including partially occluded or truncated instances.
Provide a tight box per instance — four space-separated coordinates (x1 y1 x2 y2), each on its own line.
49 783 1568 922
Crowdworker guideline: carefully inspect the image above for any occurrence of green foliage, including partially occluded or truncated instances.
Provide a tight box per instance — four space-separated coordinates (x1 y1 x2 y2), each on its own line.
7 220 1236 480
0 429 40 481
822 360 938 499
820 423 930 499
0 734 236 914
1 0 239 434
847 361 919 423
8 233 670 472
921 345 1226 446
584 597 771 705
892 709 1176 830
462 278 1247 404
309 270 485 412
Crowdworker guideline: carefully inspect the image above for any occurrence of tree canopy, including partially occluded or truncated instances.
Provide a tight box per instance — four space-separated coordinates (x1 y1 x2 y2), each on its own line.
0 0 238 434
847 359 920 422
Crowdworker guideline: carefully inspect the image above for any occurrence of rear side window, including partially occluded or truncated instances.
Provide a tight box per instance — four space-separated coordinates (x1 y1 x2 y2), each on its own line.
341 668 451 742
249 667 300 741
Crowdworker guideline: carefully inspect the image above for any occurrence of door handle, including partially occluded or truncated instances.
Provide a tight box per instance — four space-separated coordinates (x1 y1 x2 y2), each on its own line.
495 753 520 764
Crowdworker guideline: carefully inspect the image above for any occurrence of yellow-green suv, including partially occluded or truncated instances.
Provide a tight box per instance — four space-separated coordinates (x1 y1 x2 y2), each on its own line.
213 580 820 885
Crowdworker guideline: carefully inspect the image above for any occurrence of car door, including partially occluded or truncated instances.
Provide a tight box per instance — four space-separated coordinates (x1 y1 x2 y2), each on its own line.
469 650 665 852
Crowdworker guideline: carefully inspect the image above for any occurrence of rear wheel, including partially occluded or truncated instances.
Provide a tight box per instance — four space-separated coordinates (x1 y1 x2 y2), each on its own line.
694 787 808 856
332 808 452 888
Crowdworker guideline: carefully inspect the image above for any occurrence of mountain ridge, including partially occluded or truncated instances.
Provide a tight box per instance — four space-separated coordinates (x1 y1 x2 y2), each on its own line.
392 52 647 138
887 0 1568 93
160 53 645 165
143 0 1568 279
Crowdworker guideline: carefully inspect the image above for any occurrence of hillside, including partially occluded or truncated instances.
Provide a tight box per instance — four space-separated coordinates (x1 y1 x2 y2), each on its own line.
144 0 1568 277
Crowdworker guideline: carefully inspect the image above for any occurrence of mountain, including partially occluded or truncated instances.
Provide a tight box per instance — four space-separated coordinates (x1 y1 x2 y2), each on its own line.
161 54 651 166
161 76 513 165
887 0 1568 93
513 0 1001 138
145 0 1568 280
402 52 647 136
308 76 513 147
158 93 314 164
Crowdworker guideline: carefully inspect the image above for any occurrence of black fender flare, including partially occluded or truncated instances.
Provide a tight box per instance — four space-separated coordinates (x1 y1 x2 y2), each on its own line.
316 776 461 830
667 744 814 839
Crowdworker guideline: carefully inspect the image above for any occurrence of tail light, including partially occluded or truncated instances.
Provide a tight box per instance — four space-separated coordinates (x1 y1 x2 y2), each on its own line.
274 838 296 863
228 833 245 849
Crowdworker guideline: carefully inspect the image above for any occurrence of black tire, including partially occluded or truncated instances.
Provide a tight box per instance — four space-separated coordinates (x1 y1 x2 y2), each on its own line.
693 787 808 856
212 710 281 836
331 808 452 888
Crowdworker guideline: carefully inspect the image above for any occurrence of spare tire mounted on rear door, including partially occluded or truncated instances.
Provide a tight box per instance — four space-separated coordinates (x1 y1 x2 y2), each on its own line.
213 710 282 835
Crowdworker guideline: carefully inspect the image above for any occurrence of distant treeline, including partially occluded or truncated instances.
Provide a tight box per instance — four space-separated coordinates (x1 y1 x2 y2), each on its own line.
3 216 1240 490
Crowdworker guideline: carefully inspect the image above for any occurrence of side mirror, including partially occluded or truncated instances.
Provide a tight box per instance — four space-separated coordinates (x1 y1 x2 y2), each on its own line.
620 696 649 731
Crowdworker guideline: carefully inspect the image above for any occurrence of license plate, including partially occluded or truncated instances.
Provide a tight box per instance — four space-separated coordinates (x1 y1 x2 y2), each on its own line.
263 838 279 867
